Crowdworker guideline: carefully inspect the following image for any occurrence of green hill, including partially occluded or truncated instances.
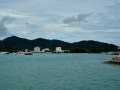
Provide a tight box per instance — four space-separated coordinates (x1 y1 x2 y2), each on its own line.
0 36 118 53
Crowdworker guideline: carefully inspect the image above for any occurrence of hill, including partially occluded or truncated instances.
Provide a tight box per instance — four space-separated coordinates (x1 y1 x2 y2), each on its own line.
71 40 117 53
0 36 118 53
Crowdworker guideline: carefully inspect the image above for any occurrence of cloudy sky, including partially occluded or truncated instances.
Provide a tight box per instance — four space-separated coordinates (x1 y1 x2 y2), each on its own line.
0 0 120 45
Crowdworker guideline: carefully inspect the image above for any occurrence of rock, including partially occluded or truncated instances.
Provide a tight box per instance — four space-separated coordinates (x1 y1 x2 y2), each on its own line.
105 57 120 64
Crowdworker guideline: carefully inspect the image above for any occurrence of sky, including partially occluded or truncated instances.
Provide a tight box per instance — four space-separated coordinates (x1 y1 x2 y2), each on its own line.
0 0 120 45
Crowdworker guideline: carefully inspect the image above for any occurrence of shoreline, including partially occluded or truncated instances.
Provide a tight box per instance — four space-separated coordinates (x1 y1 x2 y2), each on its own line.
105 57 120 65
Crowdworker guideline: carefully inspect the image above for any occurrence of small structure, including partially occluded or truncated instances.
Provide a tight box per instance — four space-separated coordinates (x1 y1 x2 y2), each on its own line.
42 48 50 52
118 46 120 50
22 52 32 55
108 52 118 55
17 49 32 55
25 49 28 52
34 47 40 52
55 47 62 53
63 50 70 53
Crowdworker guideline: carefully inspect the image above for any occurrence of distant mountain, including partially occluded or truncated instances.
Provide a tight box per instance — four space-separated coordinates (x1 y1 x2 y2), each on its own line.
32 38 71 50
71 40 117 53
72 40 116 49
0 36 118 52
3 36 30 46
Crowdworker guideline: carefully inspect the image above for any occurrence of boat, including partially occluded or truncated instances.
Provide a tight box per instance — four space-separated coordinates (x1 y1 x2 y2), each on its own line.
22 52 32 55
17 51 32 55
0 52 9 54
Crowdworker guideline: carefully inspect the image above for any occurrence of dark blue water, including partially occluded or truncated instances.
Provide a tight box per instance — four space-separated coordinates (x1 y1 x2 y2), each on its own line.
0 54 120 90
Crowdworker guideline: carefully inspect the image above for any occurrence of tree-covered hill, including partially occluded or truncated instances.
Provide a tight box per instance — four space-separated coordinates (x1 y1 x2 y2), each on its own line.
71 40 117 53
0 36 118 53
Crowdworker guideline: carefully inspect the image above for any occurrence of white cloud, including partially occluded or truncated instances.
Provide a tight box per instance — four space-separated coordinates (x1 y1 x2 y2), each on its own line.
0 0 120 45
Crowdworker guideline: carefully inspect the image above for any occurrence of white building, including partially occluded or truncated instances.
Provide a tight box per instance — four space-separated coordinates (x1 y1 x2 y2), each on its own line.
34 47 40 52
55 47 62 53
25 49 28 52
42 48 50 52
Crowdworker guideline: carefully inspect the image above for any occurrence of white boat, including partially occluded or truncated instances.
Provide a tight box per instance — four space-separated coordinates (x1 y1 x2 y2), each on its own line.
22 52 32 55
1 52 9 54
17 51 32 55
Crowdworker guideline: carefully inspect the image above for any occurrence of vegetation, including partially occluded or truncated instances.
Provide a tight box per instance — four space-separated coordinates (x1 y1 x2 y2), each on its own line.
0 36 118 53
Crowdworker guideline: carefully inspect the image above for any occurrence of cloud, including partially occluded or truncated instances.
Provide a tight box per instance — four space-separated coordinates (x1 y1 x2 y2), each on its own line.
0 15 13 37
0 23 8 36
0 0 119 45
1 15 14 23
63 14 91 24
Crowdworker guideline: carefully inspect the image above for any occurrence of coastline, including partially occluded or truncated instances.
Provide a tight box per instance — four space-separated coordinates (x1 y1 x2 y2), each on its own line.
105 57 120 65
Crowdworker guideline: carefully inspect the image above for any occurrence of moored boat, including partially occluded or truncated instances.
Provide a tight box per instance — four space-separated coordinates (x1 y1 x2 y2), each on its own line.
22 52 32 55
17 51 32 55
0 52 9 54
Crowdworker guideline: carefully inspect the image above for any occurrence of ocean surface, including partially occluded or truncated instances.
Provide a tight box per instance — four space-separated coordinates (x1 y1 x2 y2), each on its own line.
0 53 120 90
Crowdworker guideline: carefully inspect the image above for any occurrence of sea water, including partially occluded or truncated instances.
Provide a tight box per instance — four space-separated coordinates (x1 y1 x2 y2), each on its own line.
0 54 120 90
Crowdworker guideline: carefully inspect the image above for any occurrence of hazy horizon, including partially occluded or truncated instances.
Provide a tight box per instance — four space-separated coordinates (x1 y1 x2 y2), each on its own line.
0 0 120 45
